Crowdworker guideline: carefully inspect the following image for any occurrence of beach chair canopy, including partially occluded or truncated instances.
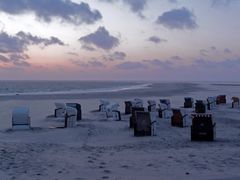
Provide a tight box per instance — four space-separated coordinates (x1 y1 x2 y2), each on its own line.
12 107 30 126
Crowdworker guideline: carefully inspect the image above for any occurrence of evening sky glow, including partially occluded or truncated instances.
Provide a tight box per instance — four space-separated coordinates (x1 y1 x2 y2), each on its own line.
0 0 240 81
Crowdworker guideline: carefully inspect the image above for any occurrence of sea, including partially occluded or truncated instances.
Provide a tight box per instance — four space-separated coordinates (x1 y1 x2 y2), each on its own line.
0 80 152 96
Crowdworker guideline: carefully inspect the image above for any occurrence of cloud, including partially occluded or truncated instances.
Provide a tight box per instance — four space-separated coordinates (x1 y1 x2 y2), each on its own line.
0 0 102 25
71 59 105 68
170 56 183 61
144 59 174 69
104 51 126 61
115 61 147 70
0 31 64 67
16 31 65 46
148 36 167 44
168 0 178 3
224 48 232 53
211 0 238 7
193 58 240 69
156 7 198 30
122 0 147 18
79 26 119 50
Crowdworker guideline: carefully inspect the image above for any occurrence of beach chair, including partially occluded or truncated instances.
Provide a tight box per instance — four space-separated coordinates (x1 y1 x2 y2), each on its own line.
130 107 145 128
231 97 239 108
207 97 216 110
125 101 133 114
195 100 206 113
54 103 66 117
216 95 226 104
99 99 110 112
171 108 191 127
12 107 31 129
160 99 171 110
106 103 121 121
147 100 157 112
158 102 171 118
134 111 156 136
133 98 143 108
184 97 194 108
65 107 77 128
66 103 82 121
191 113 216 141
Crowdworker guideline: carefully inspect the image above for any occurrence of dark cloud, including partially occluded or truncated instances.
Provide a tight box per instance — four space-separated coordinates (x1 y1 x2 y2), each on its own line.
156 7 198 30
193 58 240 69
171 56 183 60
211 0 238 7
0 0 102 25
115 61 147 70
79 26 119 50
148 36 167 44
0 31 64 67
17 31 65 46
122 0 147 18
104 51 126 61
144 59 173 69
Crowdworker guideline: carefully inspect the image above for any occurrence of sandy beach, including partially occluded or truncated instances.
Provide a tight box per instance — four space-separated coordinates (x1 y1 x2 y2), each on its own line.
1 82 240 180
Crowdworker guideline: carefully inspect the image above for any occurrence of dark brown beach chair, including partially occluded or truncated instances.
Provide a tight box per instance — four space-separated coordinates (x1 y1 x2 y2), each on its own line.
191 113 216 141
195 100 206 113
125 101 133 115
184 97 194 108
216 95 226 104
130 107 145 128
134 111 152 136
171 109 188 127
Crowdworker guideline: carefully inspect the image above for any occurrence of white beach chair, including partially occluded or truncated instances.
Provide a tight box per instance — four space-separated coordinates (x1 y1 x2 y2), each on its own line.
65 107 77 128
160 99 171 110
12 107 31 130
99 99 110 112
207 97 216 110
106 103 121 121
159 102 172 118
54 103 66 117
133 98 143 108
147 100 157 112
180 108 192 127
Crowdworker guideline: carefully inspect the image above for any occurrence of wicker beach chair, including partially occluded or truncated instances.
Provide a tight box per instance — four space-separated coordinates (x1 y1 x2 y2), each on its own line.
184 97 194 108
66 103 82 121
216 95 226 104
195 100 206 113
207 97 217 110
232 97 239 108
54 103 66 117
133 98 143 108
191 113 216 141
124 101 133 114
65 106 77 128
12 107 31 129
171 108 191 127
130 107 145 128
134 111 156 136
99 99 110 112
147 100 157 112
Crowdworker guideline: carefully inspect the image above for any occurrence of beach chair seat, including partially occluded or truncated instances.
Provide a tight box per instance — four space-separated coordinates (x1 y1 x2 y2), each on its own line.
124 101 133 114
171 108 191 127
232 97 239 108
54 103 66 117
147 100 157 112
130 107 145 128
99 99 110 112
12 107 31 129
195 100 206 113
184 97 194 108
134 111 156 136
191 113 216 141
65 107 77 128
66 103 82 121
216 95 226 104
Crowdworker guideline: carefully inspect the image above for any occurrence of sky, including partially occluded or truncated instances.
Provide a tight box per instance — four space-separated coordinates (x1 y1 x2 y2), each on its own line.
0 0 240 81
